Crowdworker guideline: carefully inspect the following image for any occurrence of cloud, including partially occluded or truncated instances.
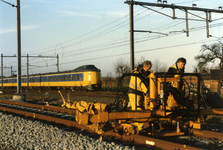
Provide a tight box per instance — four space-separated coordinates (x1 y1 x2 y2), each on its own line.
0 25 39 34
59 11 101 18
22 25 39 31
106 10 128 18
0 28 15 34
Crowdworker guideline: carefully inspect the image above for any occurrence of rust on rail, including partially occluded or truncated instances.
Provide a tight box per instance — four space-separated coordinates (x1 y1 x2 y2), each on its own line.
190 128 223 141
0 105 93 132
103 130 205 150
0 99 76 115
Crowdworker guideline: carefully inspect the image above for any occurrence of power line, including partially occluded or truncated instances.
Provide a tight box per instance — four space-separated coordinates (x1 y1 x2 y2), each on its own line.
24 21 223 66
58 39 217 65
0 0 16 7
4 19 223 68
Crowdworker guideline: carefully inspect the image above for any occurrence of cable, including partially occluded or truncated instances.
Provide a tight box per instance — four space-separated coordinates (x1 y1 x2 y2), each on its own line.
29 21 222 66
0 0 16 7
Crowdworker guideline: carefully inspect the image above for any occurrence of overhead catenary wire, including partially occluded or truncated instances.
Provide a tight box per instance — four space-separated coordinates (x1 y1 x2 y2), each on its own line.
0 0 16 7
25 3 210 56
19 20 223 69
4 19 223 69
28 36 220 69
58 39 218 65
29 5 222 57
3 1 223 76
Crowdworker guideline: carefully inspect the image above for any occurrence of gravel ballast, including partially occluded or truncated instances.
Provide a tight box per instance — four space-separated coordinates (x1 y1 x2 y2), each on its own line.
0 112 136 150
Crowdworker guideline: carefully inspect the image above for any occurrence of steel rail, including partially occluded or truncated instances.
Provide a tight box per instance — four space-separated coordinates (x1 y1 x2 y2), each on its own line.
0 105 205 150
0 105 92 132
103 130 205 150
0 99 76 114
190 128 223 141
0 99 222 149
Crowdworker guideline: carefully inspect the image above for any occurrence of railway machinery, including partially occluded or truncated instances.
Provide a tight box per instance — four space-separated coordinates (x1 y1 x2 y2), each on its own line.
60 72 223 136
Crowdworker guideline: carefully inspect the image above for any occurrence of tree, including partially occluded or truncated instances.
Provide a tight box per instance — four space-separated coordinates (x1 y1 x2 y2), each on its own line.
113 58 130 77
102 72 114 90
152 59 168 72
195 41 223 94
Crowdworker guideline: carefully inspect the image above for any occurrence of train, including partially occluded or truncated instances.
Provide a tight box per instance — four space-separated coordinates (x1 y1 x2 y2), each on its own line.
0 65 102 91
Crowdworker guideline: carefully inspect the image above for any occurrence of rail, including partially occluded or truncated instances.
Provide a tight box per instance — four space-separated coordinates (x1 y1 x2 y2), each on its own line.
0 99 222 149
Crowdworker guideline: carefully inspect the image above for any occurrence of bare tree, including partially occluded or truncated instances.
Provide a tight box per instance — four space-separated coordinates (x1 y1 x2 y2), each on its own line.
152 59 168 72
113 58 130 77
195 41 223 94
133 56 145 69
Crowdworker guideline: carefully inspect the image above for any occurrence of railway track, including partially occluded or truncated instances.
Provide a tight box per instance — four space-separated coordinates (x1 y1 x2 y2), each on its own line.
2 89 118 97
0 99 222 150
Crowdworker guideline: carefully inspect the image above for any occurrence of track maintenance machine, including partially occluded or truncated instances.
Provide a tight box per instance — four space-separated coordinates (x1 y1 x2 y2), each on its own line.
59 72 223 136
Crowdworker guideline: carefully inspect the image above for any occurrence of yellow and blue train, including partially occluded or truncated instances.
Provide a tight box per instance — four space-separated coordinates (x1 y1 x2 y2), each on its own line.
0 65 102 91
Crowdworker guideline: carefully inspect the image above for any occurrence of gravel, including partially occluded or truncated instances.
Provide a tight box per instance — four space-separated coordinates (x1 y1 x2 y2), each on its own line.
0 95 222 150
0 112 137 150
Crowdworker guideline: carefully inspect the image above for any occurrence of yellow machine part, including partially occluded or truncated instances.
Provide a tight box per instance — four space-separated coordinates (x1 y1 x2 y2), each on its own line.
59 91 107 113
166 93 179 110
149 72 157 110
172 75 181 89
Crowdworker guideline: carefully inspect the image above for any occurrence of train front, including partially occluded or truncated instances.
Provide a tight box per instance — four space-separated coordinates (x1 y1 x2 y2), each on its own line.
82 65 102 91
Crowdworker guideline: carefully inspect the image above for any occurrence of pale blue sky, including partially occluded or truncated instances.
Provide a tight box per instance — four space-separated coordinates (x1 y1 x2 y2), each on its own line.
0 0 223 77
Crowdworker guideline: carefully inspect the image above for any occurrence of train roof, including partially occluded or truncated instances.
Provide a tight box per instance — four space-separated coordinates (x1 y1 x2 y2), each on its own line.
10 65 100 78
40 65 100 75
72 65 101 72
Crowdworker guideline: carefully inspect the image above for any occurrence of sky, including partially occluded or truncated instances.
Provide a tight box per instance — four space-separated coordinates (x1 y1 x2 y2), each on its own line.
0 0 223 77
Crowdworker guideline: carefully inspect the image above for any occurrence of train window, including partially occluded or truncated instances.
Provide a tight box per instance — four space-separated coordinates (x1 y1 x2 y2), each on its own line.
57 76 60 81
64 75 67 81
50 77 53 81
53 76 56 81
80 75 83 81
61 76 64 81
68 75 71 81
76 75 79 80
